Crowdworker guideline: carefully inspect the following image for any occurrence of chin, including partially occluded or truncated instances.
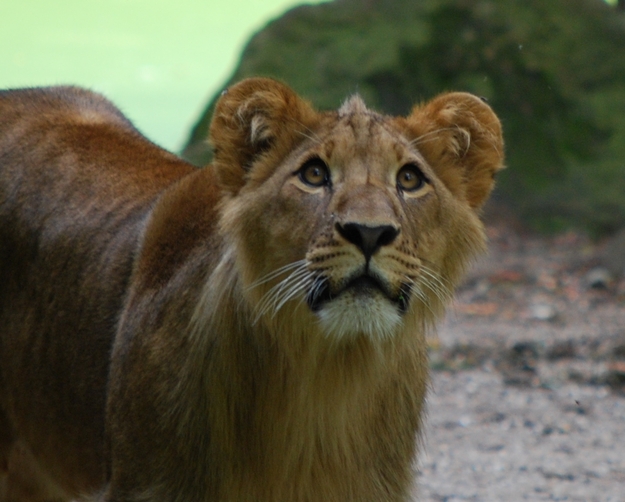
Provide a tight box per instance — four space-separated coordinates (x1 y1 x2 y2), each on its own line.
316 293 405 342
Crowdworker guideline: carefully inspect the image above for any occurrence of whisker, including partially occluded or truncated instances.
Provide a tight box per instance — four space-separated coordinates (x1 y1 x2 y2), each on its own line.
252 262 320 322
291 273 326 313
307 276 327 304
418 277 448 307
418 260 454 290
419 267 453 304
266 270 311 312
247 260 308 290
255 267 310 319
406 281 439 320
271 274 315 317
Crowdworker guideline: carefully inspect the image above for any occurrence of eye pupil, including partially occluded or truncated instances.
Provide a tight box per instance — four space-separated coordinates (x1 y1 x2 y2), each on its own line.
397 164 426 192
299 158 330 187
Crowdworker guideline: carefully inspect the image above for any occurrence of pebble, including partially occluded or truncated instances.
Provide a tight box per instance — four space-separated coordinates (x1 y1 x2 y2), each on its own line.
585 267 613 289
529 303 557 321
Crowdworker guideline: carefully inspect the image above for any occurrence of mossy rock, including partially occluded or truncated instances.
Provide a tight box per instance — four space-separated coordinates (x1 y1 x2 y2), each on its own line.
183 0 625 235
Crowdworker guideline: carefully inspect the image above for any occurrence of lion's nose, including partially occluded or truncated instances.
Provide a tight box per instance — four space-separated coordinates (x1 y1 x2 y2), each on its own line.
336 222 399 260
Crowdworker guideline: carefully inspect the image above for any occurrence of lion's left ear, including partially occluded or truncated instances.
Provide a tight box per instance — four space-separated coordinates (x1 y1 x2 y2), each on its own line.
405 93 504 209
209 77 318 195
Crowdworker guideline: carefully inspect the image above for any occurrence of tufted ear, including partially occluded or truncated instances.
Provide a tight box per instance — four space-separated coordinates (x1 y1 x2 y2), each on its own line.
209 77 318 195
405 93 504 209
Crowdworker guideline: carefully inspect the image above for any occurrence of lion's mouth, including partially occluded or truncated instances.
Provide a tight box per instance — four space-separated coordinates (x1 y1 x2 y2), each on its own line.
307 275 410 314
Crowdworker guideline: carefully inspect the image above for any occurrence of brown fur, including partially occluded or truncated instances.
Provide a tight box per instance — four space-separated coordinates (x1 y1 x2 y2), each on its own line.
0 78 503 501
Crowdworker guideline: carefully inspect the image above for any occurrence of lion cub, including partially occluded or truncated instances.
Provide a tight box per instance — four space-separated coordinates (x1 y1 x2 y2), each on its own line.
0 78 503 501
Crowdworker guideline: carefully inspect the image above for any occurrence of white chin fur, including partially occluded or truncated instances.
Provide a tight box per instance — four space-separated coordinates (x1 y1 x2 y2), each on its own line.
316 294 403 342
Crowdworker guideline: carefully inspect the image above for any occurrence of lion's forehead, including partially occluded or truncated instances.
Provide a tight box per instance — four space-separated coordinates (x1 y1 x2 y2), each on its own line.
320 112 413 170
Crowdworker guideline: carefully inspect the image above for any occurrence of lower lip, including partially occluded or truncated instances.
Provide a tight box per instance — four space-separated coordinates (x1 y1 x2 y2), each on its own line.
307 277 410 313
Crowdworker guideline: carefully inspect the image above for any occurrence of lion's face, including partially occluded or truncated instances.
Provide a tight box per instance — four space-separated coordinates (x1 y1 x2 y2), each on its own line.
210 79 503 342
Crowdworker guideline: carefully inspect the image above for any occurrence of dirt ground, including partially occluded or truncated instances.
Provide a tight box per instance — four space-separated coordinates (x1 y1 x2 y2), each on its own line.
413 220 625 501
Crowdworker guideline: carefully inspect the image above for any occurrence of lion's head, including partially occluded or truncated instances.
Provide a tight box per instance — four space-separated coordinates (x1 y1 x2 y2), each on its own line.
207 78 503 343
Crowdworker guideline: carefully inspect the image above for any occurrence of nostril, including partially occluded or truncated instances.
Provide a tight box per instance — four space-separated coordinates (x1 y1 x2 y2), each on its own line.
377 226 399 247
336 223 363 249
336 222 399 259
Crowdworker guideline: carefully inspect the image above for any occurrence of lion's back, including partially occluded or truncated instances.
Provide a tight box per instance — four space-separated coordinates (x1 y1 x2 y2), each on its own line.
0 86 196 497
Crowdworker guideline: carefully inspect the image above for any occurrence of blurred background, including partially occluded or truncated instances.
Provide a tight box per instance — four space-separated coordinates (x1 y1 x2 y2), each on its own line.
0 0 327 151
3 0 625 236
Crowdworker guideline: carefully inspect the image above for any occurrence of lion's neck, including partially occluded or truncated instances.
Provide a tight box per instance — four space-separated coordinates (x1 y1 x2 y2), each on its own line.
180 252 424 499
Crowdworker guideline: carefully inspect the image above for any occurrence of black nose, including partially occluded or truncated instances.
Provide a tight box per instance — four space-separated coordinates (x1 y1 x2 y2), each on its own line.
336 222 399 260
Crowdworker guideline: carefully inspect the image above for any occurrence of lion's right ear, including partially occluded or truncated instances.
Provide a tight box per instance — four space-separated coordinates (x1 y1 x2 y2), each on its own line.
209 78 318 195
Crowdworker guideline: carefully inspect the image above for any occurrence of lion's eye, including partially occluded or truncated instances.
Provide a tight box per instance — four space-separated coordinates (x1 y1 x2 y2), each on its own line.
298 158 330 187
397 164 427 192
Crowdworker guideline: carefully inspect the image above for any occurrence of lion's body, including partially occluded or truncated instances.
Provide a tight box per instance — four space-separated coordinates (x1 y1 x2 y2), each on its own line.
0 79 503 501
0 87 196 498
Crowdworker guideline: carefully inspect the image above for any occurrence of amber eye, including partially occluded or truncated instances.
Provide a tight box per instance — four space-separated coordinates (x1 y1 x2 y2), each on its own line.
397 163 427 192
298 158 330 187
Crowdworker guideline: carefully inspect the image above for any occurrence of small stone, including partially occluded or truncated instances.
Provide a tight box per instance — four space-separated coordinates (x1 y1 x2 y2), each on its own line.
585 267 613 289
530 303 557 321
458 415 472 427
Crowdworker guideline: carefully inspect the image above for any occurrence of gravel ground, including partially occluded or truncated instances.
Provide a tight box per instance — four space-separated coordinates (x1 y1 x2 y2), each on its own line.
412 222 625 501
416 370 625 501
